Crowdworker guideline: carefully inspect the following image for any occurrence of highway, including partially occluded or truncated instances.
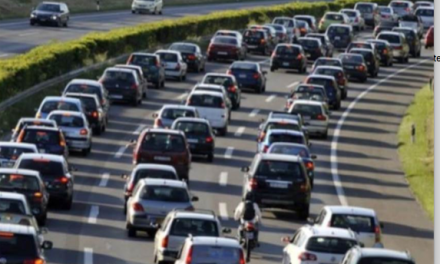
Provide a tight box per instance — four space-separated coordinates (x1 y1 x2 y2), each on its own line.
33 28 434 264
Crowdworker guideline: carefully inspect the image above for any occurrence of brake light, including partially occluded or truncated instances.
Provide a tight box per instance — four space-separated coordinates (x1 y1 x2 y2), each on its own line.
249 178 258 190
34 192 43 198
161 236 169 248
375 225 381 242
175 64 181 70
258 132 265 142
394 46 402 50
253 73 259 79
205 137 213 143
228 85 237 93
92 111 99 118
383 49 388 55
260 39 266 44
80 129 88 136
186 246 193 264
245 222 255 231
23 259 44 264
131 84 138 90
154 118 163 128
0 232 14 237
36 113 42 119
57 177 69 184
299 183 307 192
299 252 317 261
221 102 226 109
356 65 366 71
187 55 196 60
239 250 245 264
132 202 144 212
297 54 303 60
305 161 314 170
126 182 134 194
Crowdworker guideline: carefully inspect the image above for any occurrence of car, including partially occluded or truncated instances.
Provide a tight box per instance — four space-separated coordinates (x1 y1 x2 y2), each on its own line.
30 1 69 27
175 236 244 264
213 30 243 45
172 118 215 162
294 15 317 33
319 12 349 32
346 41 376 53
47 111 92 156
286 84 329 110
0 222 53 263
378 6 398 22
349 48 380 78
338 53 369 83
153 105 199 129
154 210 230 263
114 64 148 99
366 39 394 66
393 27 422 57
242 153 312 219
169 42 206 73
191 84 232 112
125 179 198 237
127 53 166 89
326 24 354 50
264 23 288 43
227 61 267 94
313 66 348 99
257 118 305 144
0 192 32 216
415 7 434 29
65 93 108 135
62 79 110 112
355 2 380 27
389 0 414 18
15 126 68 158
0 169 49 225
155 50 188 81
296 20 311 36
281 225 360 264
377 31 411 63
272 16 300 43
304 74 341 110
201 73 242 109
132 129 191 181
270 44 307 74
268 143 317 187
297 37 325 61
288 100 329 139
242 28 273 56
35 96 85 119
312 206 384 247
10 118 57 143
342 247 415 264
15 153 74 209
399 14 424 39
131 0 163 14
414 1 434 9
425 26 434 48
122 164 178 214
0 212 47 243
207 36 246 62
340 9 365 31
0 143 38 168
257 129 308 153
311 57 342 71
99 67 143 106
307 35 334 59
373 20 399 37
186 91 230 136
249 25 278 48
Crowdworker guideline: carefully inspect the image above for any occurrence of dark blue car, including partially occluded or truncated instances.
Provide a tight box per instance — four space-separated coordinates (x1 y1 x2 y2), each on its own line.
226 61 267 94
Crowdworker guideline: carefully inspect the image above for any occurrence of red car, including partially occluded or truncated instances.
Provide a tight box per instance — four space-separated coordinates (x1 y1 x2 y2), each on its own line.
425 26 434 49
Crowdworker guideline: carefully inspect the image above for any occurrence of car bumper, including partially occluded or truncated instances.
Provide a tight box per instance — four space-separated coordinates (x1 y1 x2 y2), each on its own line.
345 69 368 79
156 249 180 262
364 18 375 26
132 6 155 12
271 60 302 69
65 137 91 150
108 92 137 102
305 124 328 135
207 119 227 129
254 193 309 210
164 70 183 77
46 188 70 201
208 51 238 60
188 143 214 155
128 214 165 230
30 17 59 25
392 50 406 59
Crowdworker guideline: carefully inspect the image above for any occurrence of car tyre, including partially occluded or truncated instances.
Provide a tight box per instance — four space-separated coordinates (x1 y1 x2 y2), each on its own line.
147 230 156 237
219 125 228 136
30 21 35 26
297 204 310 220
127 226 136 237
132 10 136 14
38 213 47 226
342 89 347 100
64 21 68 27
63 195 73 210
322 130 328 139
93 126 102 136
207 153 214 163
270 66 275 72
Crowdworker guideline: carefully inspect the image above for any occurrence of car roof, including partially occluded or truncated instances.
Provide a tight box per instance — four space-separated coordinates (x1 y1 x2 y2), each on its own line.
171 42 198 47
213 35 239 40
266 118 299 124
378 31 403 37
308 74 336 81
276 44 302 49
316 57 341 61
258 153 302 162
190 236 241 247
299 37 320 42
0 191 27 200
267 129 304 135
41 1 63 5
133 164 177 173
324 206 376 216
131 52 157 57
140 179 187 188
328 24 352 29
216 30 240 34
315 65 344 71
294 15 314 18
269 142 309 149
174 211 216 220
367 39 389 44
19 153 65 163
0 168 40 177
305 226 357 239
68 79 102 86
155 49 181 55
144 128 184 136
292 99 324 106
195 84 224 90
0 142 37 150
114 64 143 71
161 104 196 111
48 110 85 118
416 6 434 10
190 90 224 97
339 53 364 59
42 96 81 104
24 126 59 132
0 222 37 236
203 73 233 78
350 48 374 53
357 248 413 260
65 92 99 100
105 67 137 73
174 117 211 125
18 118 55 123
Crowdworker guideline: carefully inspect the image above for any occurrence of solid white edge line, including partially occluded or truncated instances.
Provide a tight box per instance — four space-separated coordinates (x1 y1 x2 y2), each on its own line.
219 203 228 220
287 81 299 88
87 206 99 224
99 173 110 187
219 172 228 186
84 248 93 264
249 109 260 117
330 59 429 207
114 146 127 158
234 126 245 137
224 147 234 159
265 95 276 103
0 54 9 58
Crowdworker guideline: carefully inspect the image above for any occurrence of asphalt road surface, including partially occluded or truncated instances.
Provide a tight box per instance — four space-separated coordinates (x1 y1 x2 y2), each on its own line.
30 29 434 264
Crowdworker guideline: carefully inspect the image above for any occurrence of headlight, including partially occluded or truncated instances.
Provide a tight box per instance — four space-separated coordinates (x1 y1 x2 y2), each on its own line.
52 15 58 20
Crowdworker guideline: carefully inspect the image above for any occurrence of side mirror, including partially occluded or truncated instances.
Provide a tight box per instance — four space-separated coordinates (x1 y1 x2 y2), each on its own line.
42 241 53 250
311 154 317 160
191 196 199 202
241 166 249 172
308 142 312 147
258 124 264 130
359 242 365 248
121 174 129 179
222 228 231 234
281 236 291 243
96 76 100 80
130 139 137 145
304 122 310 126
40 227 48 234
11 129 15 133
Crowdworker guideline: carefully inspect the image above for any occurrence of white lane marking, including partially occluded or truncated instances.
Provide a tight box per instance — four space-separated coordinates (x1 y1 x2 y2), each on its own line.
87 206 99 224
330 59 429 206
224 147 234 159
287 81 299 88
219 203 228 220
114 146 127 158
219 172 228 186
132 125 146 135
0 54 9 58
249 109 260 117
265 95 276 102
19 32 37 37
99 173 110 187
234 126 245 137
176 93 188 100
257 58 270 64
84 248 93 264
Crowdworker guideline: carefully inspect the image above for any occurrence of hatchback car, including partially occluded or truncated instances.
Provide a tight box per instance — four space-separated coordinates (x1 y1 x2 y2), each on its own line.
338 53 369 83
389 0 414 18
0 143 38 168
297 37 325 61
16 126 68 158
99 67 143 106
355 2 380 27
264 23 288 43
15 153 74 210
47 111 92 156
366 39 394 66
373 20 399 37
378 6 398 22
113 64 148 99
349 48 380 78
172 118 215 162
62 79 110 110
132 129 191 182
155 50 188 81
393 27 422 57
249 25 278 48
213 30 243 45
30 1 69 27
286 84 328 110
153 105 199 129
0 169 49 225
342 247 415 264
377 31 410 63
294 15 317 34
169 42 206 73
319 12 349 32
127 52 166 89
311 57 342 71
258 129 307 153
304 74 341 109
306 33 334 57
191 84 232 112
207 36 246 62
227 61 267 94
399 14 424 39
313 66 348 99
242 29 273 55
126 179 198 237
296 20 310 36
10 118 57 143
0 192 31 216
242 153 312 219
201 73 241 109
289 100 329 139
340 9 365 31
272 16 299 43
326 24 354 49
35 96 84 119
270 44 307 74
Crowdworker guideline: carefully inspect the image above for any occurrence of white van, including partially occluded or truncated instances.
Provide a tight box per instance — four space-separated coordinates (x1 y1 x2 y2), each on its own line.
131 0 163 15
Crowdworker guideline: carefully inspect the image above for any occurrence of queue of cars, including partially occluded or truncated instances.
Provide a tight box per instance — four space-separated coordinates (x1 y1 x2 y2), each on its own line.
4 0 431 263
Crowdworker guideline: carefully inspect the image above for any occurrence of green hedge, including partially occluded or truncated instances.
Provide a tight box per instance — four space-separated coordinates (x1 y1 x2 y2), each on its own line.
0 0 392 103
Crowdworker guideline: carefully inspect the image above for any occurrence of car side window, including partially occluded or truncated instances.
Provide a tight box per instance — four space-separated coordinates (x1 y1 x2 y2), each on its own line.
132 184 143 197
315 209 327 225
161 215 171 231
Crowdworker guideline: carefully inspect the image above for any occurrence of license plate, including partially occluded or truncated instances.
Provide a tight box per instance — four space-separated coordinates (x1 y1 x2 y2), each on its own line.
110 94 123 99
335 37 341 40
247 45 257 49
307 54 312 58
282 62 289 66
345 65 355 69
303 116 311 121
39 149 46 153
218 52 228 55
239 74 246 78
270 182 288 189
154 156 171 161
245 232 254 239
187 138 198 143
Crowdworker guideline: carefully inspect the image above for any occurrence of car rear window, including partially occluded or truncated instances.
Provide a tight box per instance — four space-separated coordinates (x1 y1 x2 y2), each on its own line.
274 18 293 27
315 68 341 77
162 108 195 120
213 37 238 45
256 160 305 180
293 91 325 101
276 46 300 55
330 214 375 233
49 115 84 128
390 2 410 8
265 122 300 132
244 30 264 39
296 17 313 27
65 84 103 101
0 173 40 192
298 39 319 48
188 94 224 109
378 34 401 44
22 130 60 145
415 9 433 16
268 133 305 145
170 218 218 237
306 237 357 254
204 76 233 87
169 44 196 53
191 245 241 263
231 63 258 71
369 41 386 49
338 54 364 63
134 169 176 183
130 55 157 66
379 7 392 13
216 32 237 38
174 122 209 136
358 257 414 264
327 26 349 35
342 10 357 17
351 50 373 60
157 53 178 62
141 133 186 152
141 185 189 202
307 78 335 91
0 199 26 214
0 146 35 160
17 159 64 177
41 101 79 114
103 71 135 84
292 104 323 116
315 59 342 67
356 4 373 13
269 145 310 157
326 14 343 20
69 96 97 111
0 234 38 257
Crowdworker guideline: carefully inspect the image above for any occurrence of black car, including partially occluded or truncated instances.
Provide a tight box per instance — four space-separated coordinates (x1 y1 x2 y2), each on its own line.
99 67 143 106
270 44 307 73
0 169 49 225
366 39 394 67
16 126 68 159
169 42 206 73
306 33 334 57
338 53 368 83
243 29 273 55
326 25 354 49
392 27 421 57
349 48 380 77
202 73 242 109
373 21 398 37
127 53 166 89
227 61 267 94
30 2 69 27
297 37 325 60
114 64 148 99
305 75 341 110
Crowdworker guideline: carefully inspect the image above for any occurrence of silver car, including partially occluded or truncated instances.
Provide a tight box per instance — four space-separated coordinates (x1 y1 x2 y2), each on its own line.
126 179 198 238
289 100 329 139
415 7 433 29
153 105 199 128
47 110 92 156
0 143 38 168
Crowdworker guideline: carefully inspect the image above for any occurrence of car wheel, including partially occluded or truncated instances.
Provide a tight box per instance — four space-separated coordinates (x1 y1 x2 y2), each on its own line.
64 21 68 27
297 204 310 220
132 10 136 14
63 195 73 210
161 80 165 88
219 126 228 136
159 10 163 15
38 213 47 226
342 89 347 100
322 130 328 139
153 8 157 15
127 226 136 237
207 153 214 163
30 21 35 26
270 66 275 72
93 126 102 136
182 74 187 81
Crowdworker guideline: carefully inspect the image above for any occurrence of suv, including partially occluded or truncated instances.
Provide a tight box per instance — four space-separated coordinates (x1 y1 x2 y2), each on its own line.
202 73 242 109
338 53 369 83
35 96 84 119
169 42 206 73
270 44 307 73
305 74 341 110
243 29 272 55
0 142 38 168
62 79 110 111
297 37 325 61
127 53 166 89
342 247 415 264
153 105 199 129
355 2 380 27
241 153 312 219
10 119 57 142
99 67 143 106
30 1 69 27
207 36 246 62
154 210 230 263
132 129 191 182
16 126 68 158
289 100 329 139
326 24 354 49
114 64 148 99
377 31 410 63
306 33 334 57
393 27 422 57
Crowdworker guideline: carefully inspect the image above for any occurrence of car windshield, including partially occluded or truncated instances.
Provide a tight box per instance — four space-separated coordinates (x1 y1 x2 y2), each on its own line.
162 108 195 120
266 123 299 132
134 169 176 183
22 130 60 145
415 9 433 16
299 39 319 48
37 3 60 12
192 246 241 263
0 146 35 160
244 30 264 39
330 214 375 232
213 37 238 45
141 185 189 202
315 59 342 67
0 199 26 214
339 54 364 63
0 173 40 192
69 96 97 111
157 53 178 62
0 234 37 257
326 14 343 20
269 145 310 157
358 257 414 264
356 4 373 13
204 76 233 87
256 160 304 180
378 34 401 44
169 44 196 53
65 84 102 101
170 218 218 237
41 101 78 114
274 18 293 27
141 133 186 152
188 94 224 108
276 46 300 55
103 71 135 84
292 104 323 116
175 122 209 136
18 159 64 177
306 237 357 254
130 55 157 66
268 133 305 145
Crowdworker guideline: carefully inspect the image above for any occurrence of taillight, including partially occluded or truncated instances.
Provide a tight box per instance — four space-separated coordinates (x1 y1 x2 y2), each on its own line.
375 225 381 242
305 161 314 170
394 46 402 50
161 236 169 248
59 133 66 147
33 192 43 202
249 178 258 190
186 246 193 264
80 129 88 136
132 202 144 212
357 65 366 72
257 132 265 142
24 259 45 264
154 118 163 128
228 85 237 93
405 7 410 12
260 39 266 44
245 222 255 231
262 145 268 153
239 250 245 264
92 111 99 118
207 44 212 52
298 252 317 261
205 137 213 143
226 70 232 75
187 55 196 60
17 130 24 142
338 78 345 86
175 64 181 70
299 183 307 192
131 84 138 90
55 176 69 184
253 73 259 79
297 54 303 60
220 102 226 109
126 182 134 194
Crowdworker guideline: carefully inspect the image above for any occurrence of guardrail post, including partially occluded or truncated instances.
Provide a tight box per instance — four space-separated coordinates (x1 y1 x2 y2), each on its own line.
96 0 100 11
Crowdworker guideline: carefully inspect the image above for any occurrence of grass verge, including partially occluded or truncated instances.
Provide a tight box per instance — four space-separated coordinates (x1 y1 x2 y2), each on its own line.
398 84 434 219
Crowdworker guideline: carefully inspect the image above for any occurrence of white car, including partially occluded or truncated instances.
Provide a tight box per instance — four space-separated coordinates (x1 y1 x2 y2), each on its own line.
35 96 85 119
312 206 384 248
282 225 360 264
192 84 232 111
155 50 188 81
378 6 398 22
0 142 38 168
289 100 329 139
415 7 434 29
131 0 163 14
340 9 365 31
389 0 414 18
153 105 199 128
186 91 230 136
342 247 415 264
377 31 410 63
0 192 32 215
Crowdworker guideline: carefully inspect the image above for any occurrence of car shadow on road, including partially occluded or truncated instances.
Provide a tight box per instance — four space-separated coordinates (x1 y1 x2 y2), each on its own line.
190 179 242 196
381 221 434 239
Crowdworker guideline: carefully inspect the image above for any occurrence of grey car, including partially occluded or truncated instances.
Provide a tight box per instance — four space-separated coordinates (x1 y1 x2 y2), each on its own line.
30 1 69 27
